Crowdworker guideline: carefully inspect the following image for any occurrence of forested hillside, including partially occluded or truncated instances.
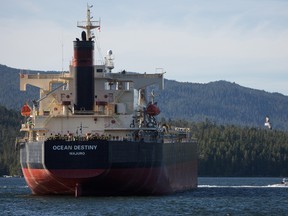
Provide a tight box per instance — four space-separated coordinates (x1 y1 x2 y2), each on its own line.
2 64 288 130
158 80 288 130
174 119 288 177
0 106 22 176
0 64 46 109
1 105 288 177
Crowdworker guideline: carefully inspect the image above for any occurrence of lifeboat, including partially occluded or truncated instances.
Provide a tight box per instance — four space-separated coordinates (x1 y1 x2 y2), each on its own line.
21 103 31 117
146 103 160 116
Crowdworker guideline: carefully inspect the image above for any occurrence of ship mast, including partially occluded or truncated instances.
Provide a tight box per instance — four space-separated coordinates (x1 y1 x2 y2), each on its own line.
77 4 100 40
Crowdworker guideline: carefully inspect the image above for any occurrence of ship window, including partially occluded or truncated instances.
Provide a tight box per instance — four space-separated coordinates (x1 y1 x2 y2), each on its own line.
105 82 115 90
118 82 123 90
104 81 131 90
96 69 103 73
125 82 130 90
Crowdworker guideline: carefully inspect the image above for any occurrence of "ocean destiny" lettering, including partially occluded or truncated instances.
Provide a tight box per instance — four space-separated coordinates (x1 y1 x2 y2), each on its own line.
52 145 97 151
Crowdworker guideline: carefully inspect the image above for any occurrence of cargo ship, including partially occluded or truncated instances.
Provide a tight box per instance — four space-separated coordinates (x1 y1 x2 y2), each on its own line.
17 5 197 196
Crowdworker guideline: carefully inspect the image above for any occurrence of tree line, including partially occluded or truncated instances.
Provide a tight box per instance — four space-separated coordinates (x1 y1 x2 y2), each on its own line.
0 106 22 176
167 118 288 177
1 105 288 177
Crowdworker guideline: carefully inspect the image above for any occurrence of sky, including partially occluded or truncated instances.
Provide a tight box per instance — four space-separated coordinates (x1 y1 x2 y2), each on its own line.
1 0 288 95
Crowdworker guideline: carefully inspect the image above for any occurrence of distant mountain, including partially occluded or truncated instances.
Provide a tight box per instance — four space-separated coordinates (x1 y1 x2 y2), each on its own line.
1 64 288 130
159 80 288 130
1 64 47 109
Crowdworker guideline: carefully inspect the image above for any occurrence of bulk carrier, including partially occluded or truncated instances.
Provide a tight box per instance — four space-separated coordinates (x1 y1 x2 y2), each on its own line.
17 5 197 196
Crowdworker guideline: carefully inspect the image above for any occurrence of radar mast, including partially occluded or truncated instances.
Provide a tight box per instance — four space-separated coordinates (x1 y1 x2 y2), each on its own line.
77 4 100 40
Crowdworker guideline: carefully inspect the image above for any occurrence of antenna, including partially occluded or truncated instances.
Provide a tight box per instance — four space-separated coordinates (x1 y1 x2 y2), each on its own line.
61 36 64 73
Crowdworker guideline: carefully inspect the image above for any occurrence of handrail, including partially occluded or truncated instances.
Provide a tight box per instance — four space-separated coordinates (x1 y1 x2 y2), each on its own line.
27 73 69 79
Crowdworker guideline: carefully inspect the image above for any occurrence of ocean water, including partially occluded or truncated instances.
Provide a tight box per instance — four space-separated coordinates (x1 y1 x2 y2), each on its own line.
0 177 287 216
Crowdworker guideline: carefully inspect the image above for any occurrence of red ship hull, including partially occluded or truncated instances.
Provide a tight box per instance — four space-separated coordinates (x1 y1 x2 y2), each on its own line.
22 161 197 196
20 140 198 196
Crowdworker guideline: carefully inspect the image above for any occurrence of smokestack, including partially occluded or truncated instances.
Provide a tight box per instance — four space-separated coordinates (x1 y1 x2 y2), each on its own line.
72 31 94 113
